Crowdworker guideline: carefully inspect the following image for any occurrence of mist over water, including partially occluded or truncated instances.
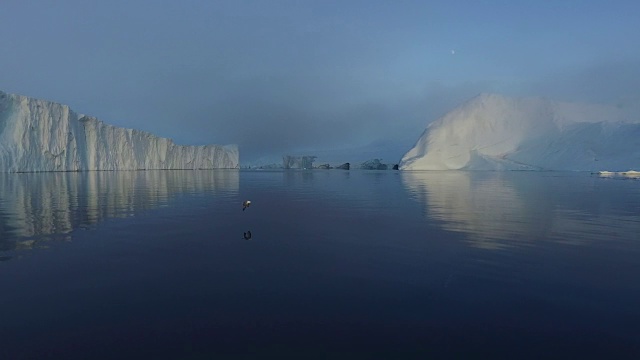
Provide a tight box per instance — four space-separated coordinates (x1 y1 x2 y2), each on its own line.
4 2 640 163
1 170 639 358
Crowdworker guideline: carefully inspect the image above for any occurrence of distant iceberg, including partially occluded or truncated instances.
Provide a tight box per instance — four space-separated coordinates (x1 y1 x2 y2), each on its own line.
0 91 238 172
598 170 640 178
400 94 640 171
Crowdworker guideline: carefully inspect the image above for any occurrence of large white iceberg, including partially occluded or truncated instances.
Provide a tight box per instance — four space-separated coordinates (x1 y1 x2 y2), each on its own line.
400 94 640 171
0 91 238 172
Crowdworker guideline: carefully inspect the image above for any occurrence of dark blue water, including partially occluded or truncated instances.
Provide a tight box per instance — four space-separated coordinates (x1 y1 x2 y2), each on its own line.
1 170 639 359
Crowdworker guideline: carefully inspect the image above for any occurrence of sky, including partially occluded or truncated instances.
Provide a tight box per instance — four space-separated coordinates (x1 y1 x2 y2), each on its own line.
1 0 639 165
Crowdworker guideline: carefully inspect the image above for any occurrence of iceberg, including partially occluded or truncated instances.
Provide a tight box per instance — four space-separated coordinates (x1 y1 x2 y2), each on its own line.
400 94 640 171
0 91 238 172
598 170 640 178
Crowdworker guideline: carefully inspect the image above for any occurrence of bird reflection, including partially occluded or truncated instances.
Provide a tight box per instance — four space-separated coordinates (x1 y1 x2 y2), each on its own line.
243 231 252 240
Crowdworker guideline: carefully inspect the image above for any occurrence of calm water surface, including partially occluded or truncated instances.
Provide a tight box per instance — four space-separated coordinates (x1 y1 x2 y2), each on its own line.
0 170 639 359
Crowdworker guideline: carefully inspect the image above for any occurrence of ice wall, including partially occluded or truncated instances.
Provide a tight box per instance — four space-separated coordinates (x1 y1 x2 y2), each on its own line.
400 94 640 171
0 91 238 172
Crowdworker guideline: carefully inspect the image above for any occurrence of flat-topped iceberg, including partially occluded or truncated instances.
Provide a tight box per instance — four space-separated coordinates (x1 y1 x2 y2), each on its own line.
0 91 238 172
400 94 640 171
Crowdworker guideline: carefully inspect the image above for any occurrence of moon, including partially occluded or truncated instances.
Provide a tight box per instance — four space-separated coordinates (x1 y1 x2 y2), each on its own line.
451 49 456 55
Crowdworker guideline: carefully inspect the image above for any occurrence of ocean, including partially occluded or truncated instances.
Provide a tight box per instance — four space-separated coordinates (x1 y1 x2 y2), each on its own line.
1 169 639 359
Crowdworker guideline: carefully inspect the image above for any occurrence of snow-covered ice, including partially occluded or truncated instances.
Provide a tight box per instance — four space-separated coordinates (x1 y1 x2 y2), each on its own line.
400 94 640 171
0 91 238 172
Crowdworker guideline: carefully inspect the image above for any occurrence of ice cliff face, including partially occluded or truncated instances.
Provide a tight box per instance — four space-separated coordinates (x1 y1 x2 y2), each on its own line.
0 91 238 172
400 94 640 171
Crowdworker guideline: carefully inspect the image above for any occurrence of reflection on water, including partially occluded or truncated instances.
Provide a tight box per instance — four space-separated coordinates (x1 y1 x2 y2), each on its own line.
402 171 640 250
0 170 238 252
0 169 639 357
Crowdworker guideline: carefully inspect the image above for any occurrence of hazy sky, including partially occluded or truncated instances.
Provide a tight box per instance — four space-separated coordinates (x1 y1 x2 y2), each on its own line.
2 0 639 164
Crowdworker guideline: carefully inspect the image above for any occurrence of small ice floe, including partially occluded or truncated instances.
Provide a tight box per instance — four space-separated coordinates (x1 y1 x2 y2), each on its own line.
243 231 252 240
242 200 251 211
598 170 640 179
620 170 640 178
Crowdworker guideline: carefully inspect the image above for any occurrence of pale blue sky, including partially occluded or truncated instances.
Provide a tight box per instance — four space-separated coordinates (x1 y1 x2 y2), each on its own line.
2 0 639 164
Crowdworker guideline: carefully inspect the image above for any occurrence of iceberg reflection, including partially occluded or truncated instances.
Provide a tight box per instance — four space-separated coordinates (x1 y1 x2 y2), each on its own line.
402 171 640 250
0 170 238 252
